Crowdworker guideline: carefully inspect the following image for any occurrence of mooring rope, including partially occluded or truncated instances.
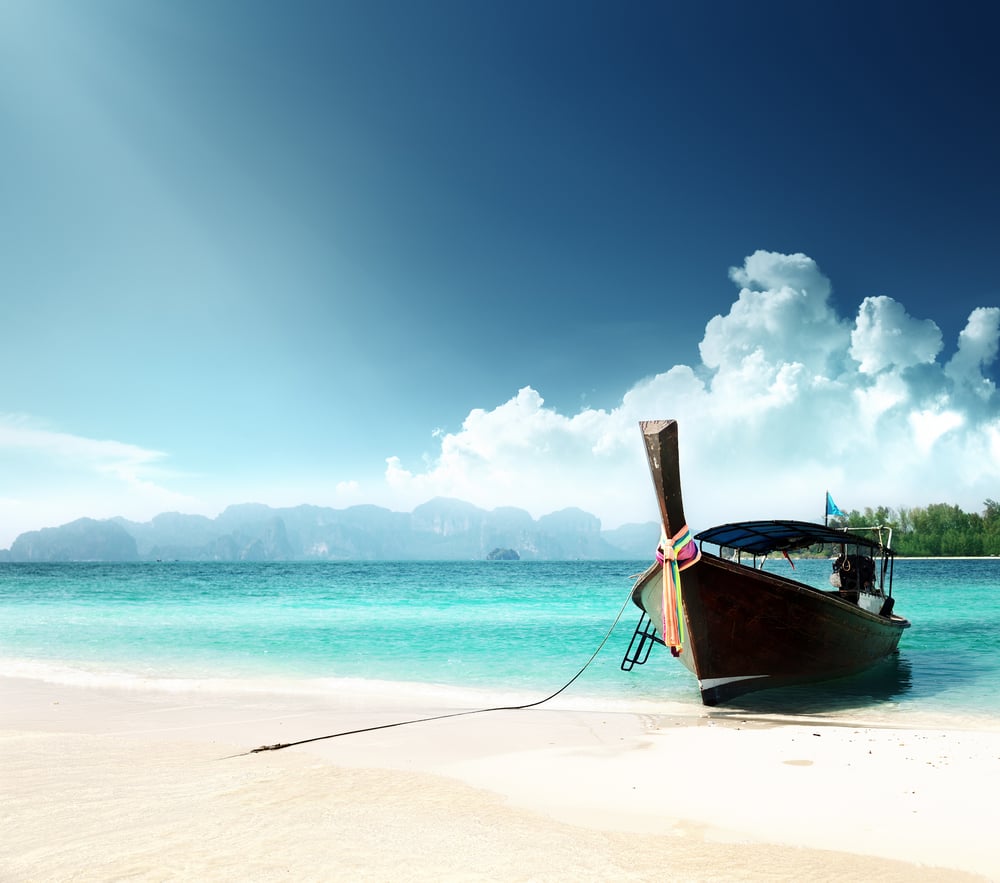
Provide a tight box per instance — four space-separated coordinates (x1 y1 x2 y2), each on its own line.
227 584 637 758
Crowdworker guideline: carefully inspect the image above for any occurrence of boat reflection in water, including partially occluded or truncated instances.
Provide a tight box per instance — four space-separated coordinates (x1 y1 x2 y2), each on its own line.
706 653 914 717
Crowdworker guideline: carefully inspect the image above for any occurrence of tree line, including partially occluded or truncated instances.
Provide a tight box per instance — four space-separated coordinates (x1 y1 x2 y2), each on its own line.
829 500 1000 557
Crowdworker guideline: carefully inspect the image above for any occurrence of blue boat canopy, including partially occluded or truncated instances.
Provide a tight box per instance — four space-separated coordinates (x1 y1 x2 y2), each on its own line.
694 520 887 555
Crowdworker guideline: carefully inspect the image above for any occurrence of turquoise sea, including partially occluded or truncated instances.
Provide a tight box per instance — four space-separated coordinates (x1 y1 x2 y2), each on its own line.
2 559 999 728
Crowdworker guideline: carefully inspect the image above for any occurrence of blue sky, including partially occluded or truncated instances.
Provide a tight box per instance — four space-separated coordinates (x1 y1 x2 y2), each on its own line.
2 0 999 547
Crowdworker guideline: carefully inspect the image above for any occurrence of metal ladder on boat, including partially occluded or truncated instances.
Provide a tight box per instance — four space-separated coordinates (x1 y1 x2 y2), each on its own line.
620 611 662 671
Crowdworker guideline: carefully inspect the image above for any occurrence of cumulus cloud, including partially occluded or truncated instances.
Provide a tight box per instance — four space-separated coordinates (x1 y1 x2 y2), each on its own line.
381 387 636 516
850 296 943 374
703 250 849 377
6 251 995 547
383 250 1000 530
945 306 1000 399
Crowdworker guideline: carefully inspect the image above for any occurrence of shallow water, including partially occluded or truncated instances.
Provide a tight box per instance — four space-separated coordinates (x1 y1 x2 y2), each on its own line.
1 558 998 728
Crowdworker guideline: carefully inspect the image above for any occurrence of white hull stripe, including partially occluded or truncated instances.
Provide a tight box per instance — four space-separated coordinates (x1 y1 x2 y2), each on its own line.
699 675 770 689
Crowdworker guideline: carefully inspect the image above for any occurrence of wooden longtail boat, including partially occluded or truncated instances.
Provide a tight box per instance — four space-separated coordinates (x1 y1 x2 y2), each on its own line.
622 420 910 706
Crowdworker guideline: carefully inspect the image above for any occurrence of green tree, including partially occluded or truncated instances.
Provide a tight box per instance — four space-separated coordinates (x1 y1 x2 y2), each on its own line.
982 500 1000 556
823 499 999 557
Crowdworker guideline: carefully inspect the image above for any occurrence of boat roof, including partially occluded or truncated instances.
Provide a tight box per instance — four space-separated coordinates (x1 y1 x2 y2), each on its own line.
694 520 887 555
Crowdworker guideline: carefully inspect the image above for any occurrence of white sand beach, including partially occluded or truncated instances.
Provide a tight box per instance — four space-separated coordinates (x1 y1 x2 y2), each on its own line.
3 676 998 881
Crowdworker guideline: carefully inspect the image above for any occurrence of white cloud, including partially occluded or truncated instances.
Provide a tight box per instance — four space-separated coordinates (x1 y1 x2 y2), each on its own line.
850 296 943 374
945 306 1000 399
383 251 1000 531
0 414 165 473
702 249 850 377
5 251 997 548
381 388 641 519
0 415 197 543
908 407 964 454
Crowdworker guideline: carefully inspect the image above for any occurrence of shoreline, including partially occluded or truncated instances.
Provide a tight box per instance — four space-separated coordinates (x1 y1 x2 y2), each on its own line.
3 675 998 880
6 653 1000 733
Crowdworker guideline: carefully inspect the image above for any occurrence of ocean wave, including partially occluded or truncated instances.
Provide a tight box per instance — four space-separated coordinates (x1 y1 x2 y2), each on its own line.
0 656 692 716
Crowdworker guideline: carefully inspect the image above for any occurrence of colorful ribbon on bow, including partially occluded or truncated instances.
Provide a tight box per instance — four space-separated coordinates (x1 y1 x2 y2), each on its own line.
655 525 701 655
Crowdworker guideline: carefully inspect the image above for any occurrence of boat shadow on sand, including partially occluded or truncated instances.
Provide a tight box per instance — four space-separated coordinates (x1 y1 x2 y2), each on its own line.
706 653 916 718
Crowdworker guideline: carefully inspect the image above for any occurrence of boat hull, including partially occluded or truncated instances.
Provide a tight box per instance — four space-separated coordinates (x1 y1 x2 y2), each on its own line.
633 552 910 705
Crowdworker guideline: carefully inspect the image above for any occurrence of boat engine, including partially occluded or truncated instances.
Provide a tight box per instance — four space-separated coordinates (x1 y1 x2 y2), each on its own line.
830 554 876 592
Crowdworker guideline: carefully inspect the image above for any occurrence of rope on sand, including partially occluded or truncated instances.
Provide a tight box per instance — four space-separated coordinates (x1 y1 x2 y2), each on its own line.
227 586 636 758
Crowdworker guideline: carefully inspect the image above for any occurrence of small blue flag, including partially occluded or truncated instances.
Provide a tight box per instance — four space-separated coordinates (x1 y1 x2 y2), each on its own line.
826 492 844 518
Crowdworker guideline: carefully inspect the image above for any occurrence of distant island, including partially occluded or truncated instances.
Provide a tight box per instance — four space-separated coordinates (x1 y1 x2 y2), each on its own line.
486 547 521 561
0 497 660 563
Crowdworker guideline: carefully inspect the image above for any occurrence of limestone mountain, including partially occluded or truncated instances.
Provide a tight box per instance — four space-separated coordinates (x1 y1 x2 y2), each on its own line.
2 497 659 562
